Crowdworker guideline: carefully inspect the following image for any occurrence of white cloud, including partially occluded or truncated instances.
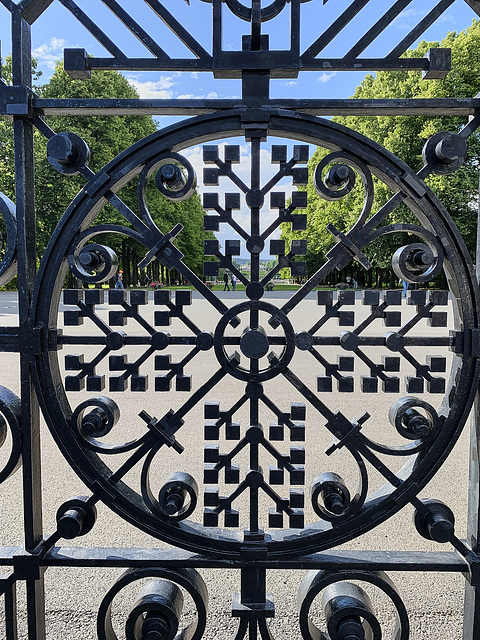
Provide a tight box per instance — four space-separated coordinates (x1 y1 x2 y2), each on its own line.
176 91 218 99
33 37 68 70
284 80 298 87
126 75 177 99
317 71 337 83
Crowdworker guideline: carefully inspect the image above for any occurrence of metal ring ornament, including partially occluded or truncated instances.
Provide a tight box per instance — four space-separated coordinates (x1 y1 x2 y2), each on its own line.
0 386 22 484
68 242 119 284
298 570 409 640
392 242 442 284
0 193 17 287
32 109 480 558
217 0 312 22
97 568 208 640
422 131 468 175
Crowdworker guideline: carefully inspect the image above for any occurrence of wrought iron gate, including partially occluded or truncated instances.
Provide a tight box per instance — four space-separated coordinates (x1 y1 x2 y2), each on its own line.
2 0 480 638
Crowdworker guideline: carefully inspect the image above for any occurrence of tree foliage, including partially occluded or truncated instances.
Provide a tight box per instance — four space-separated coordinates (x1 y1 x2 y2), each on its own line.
283 20 480 276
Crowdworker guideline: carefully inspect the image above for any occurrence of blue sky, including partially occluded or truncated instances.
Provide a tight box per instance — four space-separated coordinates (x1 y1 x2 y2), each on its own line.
1 1 479 258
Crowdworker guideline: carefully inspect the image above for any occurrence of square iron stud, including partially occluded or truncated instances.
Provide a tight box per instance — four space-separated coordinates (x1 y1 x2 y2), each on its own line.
384 290 403 306
271 145 287 164
225 145 240 163
85 290 104 305
291 239 307 255
427 377 446 394
176 375 191 392
427 355 447 372
363 290 380 306
291 402 306 421
203 168 219 185
109 354 127 370
428 312 448 327
154 290 171 305
338 356 354 371
204 464 219 484
338 377 354 393
317 290 334 306
225 192 241 209
225 465 240 484
155 376 172 392
292 214 307 231
130 290 148 306
338 311 354 326
290 423 305 441
204 239 219 255
269 467 284 485
204 261 219 277
317 376 333 392
225 240 241 256
65 376 85 392
204 420 220 440
204 487 219 507
292 167 308 185
290 466 305 485
290 446 305 464
405 376 424 393
291 261 306 277
203 145 219 163
269 423 284 441
339 290 355 305
154 311 171 326
204 215 220 231
155 355 171 370
225 509 239 528
63 289 83 305
109 290 127 305
429 290 449 306
87 375 105 392
382 356 400 371
268 509 283 528
64 310 84 326
289 510 304 528
175 290 192 306
384 311 402 327
109 376 127 392
408 290 427 306
270 240 286 255
382 377 400 393
270 192 286 209
290 489 304 508
204 445 219 463
204 401 220 419
109 310 127 326
203 192 219 209
361 376 378 393
293 145 309 163
203 509 219 527
226 422 241 440
65 354 84 370
131 375 148 392
291 191 308 209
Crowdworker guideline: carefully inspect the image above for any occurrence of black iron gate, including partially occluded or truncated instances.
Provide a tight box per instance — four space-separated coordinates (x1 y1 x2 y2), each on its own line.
2 1 480 638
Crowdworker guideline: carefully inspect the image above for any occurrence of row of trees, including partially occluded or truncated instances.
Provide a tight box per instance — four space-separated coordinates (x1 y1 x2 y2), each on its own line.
282 20 480 284
0 59 211 284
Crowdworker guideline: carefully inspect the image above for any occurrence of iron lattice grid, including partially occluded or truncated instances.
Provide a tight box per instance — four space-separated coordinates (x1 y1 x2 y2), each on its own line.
1 1 480 639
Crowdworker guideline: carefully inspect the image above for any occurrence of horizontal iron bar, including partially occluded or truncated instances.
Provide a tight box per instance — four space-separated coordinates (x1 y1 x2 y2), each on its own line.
0 327 20 351
0 546 470 571
33 97 480 116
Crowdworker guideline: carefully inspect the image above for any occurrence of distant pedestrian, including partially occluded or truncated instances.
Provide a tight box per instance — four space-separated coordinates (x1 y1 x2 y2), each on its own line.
115 271 124 289
223 271 230 291
231 274 237 290
400 279 408 297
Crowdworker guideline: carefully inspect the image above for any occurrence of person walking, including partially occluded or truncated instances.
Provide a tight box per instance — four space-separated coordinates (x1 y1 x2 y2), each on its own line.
231 274 237 291
115 271 124 289
223 271 230 291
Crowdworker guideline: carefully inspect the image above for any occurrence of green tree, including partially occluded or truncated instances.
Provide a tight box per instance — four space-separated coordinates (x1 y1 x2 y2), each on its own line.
286 20 480 278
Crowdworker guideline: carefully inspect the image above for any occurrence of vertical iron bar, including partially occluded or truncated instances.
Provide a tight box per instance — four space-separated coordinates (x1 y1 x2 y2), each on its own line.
463 171 480 639
12 9 46 640
5 581 18 640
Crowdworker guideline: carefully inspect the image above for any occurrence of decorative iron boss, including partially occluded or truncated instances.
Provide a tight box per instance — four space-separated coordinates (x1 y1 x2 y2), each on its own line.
17 108 479 638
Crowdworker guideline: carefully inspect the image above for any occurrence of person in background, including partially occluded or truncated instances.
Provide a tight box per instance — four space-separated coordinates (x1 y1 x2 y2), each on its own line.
115 271 124 289
400 279 408 297
223 271 230 291
231 274 237 291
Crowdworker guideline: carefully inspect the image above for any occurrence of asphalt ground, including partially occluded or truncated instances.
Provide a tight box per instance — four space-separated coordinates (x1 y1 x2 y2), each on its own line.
0 288 475 639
